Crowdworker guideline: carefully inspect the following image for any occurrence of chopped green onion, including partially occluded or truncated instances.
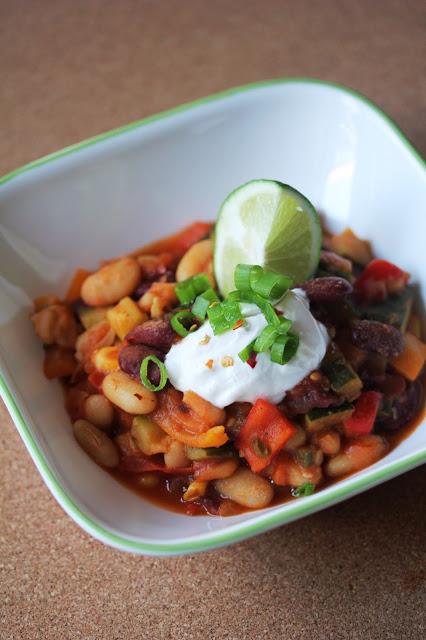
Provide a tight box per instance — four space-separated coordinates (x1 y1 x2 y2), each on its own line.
171 310 197 337
238 340 256 362
175 273 211 304
234 264 262 292
292 482 315 497
277 317 292 334
253 325 278 353
230 290 281 327
207 299 243 335
192 273 211 295
270 333 299 364
221 299 242 324
192 288 219 320
140 355 168 392
251 271 293 300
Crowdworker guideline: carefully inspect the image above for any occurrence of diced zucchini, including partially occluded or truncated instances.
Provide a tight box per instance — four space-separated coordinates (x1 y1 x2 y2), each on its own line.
350 288 413 332
186 444 235 461
78 305 112 329
131 416 170 456
305 403 354 432
322 356 362 401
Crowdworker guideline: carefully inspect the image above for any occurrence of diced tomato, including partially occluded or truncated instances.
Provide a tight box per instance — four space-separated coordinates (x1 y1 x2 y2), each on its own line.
87 369 106 391
354 259 409 303
236 399 297 473
343 391 382 436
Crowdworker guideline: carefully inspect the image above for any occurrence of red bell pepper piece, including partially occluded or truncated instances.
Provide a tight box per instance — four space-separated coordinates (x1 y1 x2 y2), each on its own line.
236 399 297 473
343 391 382 436
354 259 409 302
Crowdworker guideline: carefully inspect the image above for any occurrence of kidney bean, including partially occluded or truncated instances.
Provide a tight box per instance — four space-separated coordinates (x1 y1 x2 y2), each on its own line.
119 344 164 384
282 373 341 415
378 379 422 431
351 320 404 357
302 277 353 302
125 318 176 352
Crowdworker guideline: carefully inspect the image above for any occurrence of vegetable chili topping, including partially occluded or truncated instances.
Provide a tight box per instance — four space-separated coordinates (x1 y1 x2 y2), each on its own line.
30 189 426 518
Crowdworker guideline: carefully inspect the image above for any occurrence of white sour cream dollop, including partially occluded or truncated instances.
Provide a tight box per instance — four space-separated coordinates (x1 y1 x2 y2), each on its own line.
165 289 329 408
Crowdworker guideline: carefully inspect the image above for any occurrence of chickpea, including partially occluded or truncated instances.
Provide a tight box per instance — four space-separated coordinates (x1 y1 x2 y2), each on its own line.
215 468 273 509
102 371 157 415
176 239 214 283
81 258 141 306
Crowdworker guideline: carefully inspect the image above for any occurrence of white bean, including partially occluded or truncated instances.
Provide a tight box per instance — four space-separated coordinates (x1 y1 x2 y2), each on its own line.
73 419 119 468
81 258 141 306
214 468 273 509
102 371 157 415
176 239 213 282
164 441 189 468
84 394 114 428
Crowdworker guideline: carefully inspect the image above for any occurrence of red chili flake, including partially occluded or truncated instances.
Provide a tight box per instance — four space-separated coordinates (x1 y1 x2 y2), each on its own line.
247 353 257 368
205 359 214 369
232 319 244 330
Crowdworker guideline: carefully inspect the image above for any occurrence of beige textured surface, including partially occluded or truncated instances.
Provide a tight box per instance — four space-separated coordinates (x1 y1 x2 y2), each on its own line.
0 1 425 639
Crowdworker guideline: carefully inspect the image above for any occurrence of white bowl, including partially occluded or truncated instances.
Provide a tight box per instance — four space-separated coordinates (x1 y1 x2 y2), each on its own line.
1 79 425 556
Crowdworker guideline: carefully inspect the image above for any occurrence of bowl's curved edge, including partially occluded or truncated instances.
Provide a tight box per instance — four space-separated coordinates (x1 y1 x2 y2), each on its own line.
0 77 424 189
1 371 426 556
1 78 426 555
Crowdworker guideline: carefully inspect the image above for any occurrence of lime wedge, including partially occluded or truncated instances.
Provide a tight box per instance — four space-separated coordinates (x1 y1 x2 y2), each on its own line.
214 180 321 296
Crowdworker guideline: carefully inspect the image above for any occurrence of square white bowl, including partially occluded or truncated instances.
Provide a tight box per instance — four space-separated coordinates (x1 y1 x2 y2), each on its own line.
0 79 425 556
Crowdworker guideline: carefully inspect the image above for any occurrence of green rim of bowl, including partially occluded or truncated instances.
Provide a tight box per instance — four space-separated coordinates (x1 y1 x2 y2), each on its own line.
0 78 425 555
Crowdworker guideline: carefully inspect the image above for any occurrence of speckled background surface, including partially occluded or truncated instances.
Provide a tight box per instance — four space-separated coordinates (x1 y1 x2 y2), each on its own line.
0 1 425 638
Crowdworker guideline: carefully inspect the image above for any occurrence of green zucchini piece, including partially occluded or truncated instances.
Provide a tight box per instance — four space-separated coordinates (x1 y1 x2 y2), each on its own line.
305 402 354 432
186 445 235 461
349 287 413 331
322 356 362 401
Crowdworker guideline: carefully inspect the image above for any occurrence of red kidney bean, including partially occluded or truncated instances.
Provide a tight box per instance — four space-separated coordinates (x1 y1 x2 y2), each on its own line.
125 319 176 352
351 320 404 357
282 373 342 415
119 344 164 385
378 379 422 431
133 270 175 299
302 277 352 302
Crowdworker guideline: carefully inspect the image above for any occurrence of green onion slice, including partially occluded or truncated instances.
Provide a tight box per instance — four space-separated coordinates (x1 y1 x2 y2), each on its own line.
175 273 211 304
238 340 256 363
171 310 198 337
192 288 219 320
270 333 299 365
253 325 278 353
292 482 315 497
140 355 168 392
251 271 293 300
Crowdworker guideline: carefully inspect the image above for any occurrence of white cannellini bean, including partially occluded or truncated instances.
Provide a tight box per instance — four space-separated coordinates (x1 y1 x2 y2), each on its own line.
214 468 273 509
102 371 157 415
176 239 213 282
84 394 114 428
81 258 141 306
73 419 119 468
